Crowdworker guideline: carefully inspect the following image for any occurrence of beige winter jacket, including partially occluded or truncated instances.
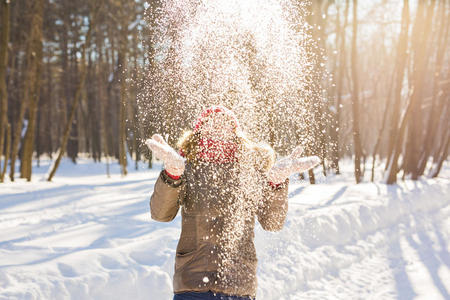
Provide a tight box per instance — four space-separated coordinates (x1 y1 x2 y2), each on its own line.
149 156 289 299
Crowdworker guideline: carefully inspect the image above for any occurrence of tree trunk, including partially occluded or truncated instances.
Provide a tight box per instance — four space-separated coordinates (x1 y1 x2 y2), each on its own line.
331 0 349 175
0 122 10 181
385 92 414 184
403 0 436 179
9 1 43 181
351 0 363 183
20 0 44 181
370 93 390 182
429 121 449 178
0 0 11 181
385 0 410 172
96 23 111 177
118 2 129 176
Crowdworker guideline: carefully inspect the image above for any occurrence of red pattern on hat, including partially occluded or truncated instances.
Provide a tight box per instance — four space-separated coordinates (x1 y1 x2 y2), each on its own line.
192 105 240 134
196 137 238 163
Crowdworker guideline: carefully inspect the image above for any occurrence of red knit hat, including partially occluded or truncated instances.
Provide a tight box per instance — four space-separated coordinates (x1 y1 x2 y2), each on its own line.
192 105 240 134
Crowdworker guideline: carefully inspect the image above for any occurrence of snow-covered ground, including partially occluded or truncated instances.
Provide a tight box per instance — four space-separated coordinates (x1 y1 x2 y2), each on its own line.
0 157 449 300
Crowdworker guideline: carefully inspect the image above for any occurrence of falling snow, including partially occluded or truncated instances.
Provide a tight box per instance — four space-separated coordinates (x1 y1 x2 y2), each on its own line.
137 0 328 295
138 0 323 155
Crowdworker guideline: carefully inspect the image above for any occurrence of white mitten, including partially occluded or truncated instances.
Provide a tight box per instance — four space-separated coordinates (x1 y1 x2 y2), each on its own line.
267 145 321 184
145 134 186 177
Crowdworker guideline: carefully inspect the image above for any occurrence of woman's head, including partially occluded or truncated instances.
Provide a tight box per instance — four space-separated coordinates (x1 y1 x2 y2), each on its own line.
192 105 240 140
177 105 276 171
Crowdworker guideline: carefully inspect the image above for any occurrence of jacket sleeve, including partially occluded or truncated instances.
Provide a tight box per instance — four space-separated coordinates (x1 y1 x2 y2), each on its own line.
256 177 289 232
150 169 185 222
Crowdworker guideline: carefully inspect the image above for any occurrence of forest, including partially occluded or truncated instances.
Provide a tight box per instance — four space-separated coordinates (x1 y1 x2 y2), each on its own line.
0 0 448 183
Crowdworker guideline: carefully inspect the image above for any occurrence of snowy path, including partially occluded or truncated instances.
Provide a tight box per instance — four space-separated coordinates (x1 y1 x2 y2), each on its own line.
0 159 449 300
258 180 450 300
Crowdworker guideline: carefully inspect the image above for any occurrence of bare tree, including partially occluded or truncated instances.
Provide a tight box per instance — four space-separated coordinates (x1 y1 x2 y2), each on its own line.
331 0 350 175
0 0 11 182
403 0 436 180
350 0 363 183
20 0 44 181
9 1 44 181
118 0 129 176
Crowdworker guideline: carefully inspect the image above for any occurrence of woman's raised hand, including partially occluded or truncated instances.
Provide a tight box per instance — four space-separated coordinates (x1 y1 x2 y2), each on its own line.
145 134 186 177
267 145 321 184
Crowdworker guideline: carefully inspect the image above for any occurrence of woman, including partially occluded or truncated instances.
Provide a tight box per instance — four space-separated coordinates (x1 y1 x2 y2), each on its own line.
146 105 320 300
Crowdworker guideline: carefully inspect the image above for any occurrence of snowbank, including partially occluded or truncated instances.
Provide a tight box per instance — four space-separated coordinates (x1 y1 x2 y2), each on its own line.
0 158 449 299
256 169 450 299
